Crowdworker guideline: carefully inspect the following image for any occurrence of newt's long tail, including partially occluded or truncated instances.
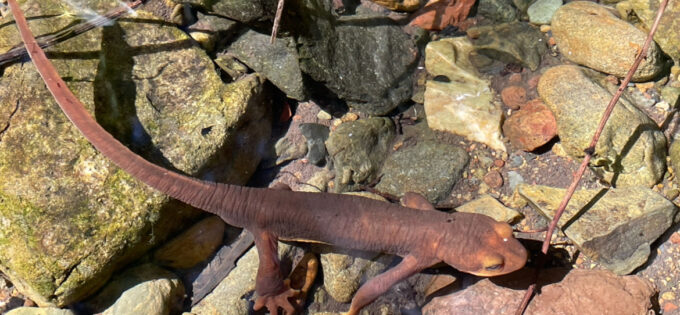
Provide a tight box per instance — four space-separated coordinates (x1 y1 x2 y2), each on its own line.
7 0 241 218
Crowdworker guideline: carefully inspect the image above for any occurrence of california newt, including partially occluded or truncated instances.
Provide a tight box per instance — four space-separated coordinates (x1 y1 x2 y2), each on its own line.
7 1 527 314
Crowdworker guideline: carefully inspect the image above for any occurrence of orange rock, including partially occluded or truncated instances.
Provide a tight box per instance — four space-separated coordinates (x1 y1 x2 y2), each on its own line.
663 302 679 313
409 0 476 31
483 170 503 188
508 73 523 84
502 99 557 151
501 85 527 110
670 232 680 245
527 74 542 90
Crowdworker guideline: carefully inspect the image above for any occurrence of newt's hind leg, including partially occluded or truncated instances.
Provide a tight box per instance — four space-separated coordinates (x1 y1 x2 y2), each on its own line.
252 230 300 314
344 255 433 315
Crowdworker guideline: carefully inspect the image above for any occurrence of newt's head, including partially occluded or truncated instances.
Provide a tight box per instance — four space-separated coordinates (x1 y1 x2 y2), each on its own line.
436 213 527 277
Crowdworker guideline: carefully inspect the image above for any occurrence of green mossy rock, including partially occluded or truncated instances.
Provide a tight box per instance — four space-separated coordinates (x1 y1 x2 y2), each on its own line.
0 0 270 306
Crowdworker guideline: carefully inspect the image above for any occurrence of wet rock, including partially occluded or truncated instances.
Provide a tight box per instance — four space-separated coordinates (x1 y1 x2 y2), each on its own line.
320 250 393 303
293 0 418 115
630 0 680 61
502 99 557 151
424 37 505 151
455 195 522 223
477 0 518 22
0 2 271 306
5 308 75 315
551 1 663 81
527 0 562 24
227 30 307 100
670 138 680 185
423 269 656 314
153 216 226 269
83 264 184 315
299 123 330 165
467 21 547 71
274 136 307 165
409 0 477 31
538 65 666 187
191 243 303 314
370 0 420 11
375 141 469 204
325 118 395 192
482 170 504 189
170 0 276 23
517 184 677 274
186 12 238 52
500 85 527 110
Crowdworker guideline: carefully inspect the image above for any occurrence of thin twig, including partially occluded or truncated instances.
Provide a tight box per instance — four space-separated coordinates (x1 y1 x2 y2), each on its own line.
0 0 143 67
514 1 670 314
270 0 285 43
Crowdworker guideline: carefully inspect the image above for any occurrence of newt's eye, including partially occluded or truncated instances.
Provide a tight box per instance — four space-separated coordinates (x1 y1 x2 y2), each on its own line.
485 263 504 271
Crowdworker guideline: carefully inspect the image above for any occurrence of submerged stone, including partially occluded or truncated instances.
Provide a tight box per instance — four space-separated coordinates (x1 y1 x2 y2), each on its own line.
467 21 547 71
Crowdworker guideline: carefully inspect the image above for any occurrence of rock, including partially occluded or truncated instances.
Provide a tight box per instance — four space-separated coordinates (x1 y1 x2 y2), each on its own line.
170 0 276 23
5 308 75 315
292 0 418 115
153 216 226 269
527 0 562 24
82 264 184 315
500 86 527 110
227 30 307 100
502 99 557 151
455 195 522 223
423 269 656 314
299 123 330 165
477 0 518 22
517 184 677 274
506 171 524 191
661 86 680 107
0 2 271 307
191 243 303 314
375 141 469 204
186 12 238 52
325 118 395 192
274 136 308 165
467 21 547 71
550 1 663 81
482 170 504 189
538 65 667 187
319 250 393 303
424 37 506 151
630 0 680 61
370 0 420 11
670 138 680 185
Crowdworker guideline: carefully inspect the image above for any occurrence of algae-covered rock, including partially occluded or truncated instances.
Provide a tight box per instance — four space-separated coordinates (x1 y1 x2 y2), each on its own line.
325 118 395 192
375 141 469 204
468 21 547 71
551 1 663 81
0 0 270 306
630 0 680 62
423 37 505 151
538 65 666 187
517 184 677 274
169 0 276 23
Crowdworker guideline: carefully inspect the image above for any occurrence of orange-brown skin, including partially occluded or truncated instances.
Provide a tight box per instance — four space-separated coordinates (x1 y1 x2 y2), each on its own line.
8 2 527 314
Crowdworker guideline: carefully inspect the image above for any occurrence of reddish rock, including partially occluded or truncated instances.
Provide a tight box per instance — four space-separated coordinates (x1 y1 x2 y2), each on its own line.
483 170 503 188
493 159 505 168
423 269 656 315
409 0 476 31
507 73 523 84
501 86 527 110
502 99 557 151
527 74 542 90
664 302 679 313
670 232 680 245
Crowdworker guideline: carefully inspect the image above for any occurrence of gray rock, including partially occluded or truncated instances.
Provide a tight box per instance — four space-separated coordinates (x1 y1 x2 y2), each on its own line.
5 308 75 315
299 123 330 165
468 21 547 71
319 250 393 303
551 1 663 81
670 138 680 186
538 65 666 187
190 243 303 315
171 0 276 23
507 171 525 190
325 118 395 192
292 0 418 115
517 184 677 274
375 141 469 204
228 30 307 100
0 1 270 306
455 195 522 223
527 0 563 24
83 264 184 315
275 136 308 165
630 0 680 61
477 0 518 22
187 12 238 52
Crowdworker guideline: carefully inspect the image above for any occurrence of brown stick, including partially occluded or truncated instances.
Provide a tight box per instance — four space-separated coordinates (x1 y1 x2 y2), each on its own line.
0 0 143 67
514 1 670 314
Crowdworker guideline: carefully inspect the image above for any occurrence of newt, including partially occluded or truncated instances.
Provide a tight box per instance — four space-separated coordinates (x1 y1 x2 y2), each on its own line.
7 1 527 314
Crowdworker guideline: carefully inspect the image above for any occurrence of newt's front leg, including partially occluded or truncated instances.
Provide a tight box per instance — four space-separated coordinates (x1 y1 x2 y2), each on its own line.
252 230 299 314
344 255 436 315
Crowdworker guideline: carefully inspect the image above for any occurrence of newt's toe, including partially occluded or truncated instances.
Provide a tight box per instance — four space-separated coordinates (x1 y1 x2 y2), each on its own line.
254 281 300 315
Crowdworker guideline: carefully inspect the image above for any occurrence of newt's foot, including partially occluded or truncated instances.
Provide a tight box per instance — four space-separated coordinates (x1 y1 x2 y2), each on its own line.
254 280 300 315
